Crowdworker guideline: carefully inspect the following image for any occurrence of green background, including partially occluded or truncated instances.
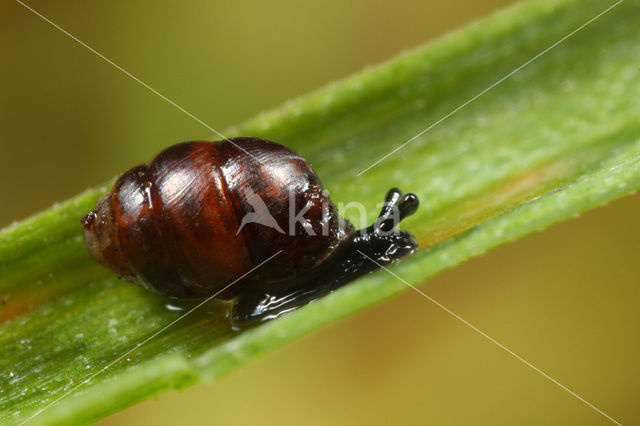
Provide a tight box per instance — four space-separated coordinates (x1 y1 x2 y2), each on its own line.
2 0 638 424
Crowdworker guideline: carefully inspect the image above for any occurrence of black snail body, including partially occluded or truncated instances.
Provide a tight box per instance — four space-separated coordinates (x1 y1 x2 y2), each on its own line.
81 137 419 327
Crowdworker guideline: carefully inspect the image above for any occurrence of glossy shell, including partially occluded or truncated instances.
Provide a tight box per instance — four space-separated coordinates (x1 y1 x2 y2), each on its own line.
81 138 351 298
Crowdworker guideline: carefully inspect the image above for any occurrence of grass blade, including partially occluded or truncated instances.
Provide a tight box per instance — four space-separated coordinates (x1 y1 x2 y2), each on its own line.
1 0 638 423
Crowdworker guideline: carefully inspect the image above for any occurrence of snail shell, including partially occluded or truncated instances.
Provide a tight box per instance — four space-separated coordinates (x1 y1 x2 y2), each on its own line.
81 138 351 298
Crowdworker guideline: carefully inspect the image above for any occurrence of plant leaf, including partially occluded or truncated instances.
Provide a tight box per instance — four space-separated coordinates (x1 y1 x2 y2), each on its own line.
2 0 639 424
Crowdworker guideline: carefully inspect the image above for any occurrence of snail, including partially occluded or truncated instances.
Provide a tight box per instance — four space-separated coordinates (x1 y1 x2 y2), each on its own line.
81 137 419 327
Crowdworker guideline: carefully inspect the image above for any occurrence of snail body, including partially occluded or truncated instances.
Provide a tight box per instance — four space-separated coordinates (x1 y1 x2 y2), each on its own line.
82 137 418 326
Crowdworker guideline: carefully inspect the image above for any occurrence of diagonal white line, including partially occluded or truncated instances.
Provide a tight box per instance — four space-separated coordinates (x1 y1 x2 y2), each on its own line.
14 0 264 164
357 251 622 425
18 250 282 426
357 0 624 176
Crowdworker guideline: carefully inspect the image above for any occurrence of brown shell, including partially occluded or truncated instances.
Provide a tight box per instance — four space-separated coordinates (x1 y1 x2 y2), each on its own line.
81 138 352 298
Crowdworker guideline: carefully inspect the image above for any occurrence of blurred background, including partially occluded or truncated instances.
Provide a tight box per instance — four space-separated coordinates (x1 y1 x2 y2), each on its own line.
2 0 638 424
